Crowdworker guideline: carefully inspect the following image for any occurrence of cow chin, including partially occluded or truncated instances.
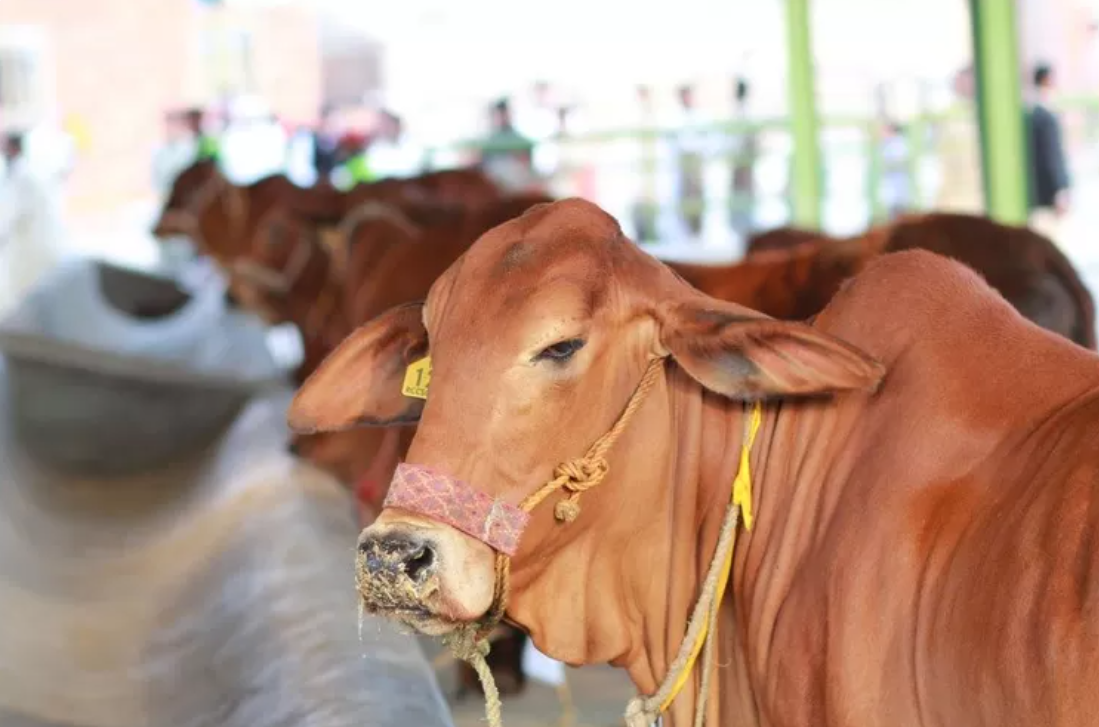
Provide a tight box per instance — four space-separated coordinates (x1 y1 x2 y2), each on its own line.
355 513 498 635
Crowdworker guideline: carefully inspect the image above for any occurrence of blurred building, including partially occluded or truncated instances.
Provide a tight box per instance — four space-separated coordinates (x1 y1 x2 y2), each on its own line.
319 17 383 108
1020 0 1097 92
0 0 321 216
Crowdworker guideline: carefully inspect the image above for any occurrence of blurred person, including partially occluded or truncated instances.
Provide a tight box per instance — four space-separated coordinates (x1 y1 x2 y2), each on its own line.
286 122 319 187
514 80 560 179
367 110 424 179
880 120 913 220
1026 62 1071 241
673 83 708 238
933 65 983 214
729 76 757 239
27 119 78 184
183 108 220 164
312 104 342 183
152 111 199 200
331 131 374 191
1087 21 1099 141
547 105 596 199
479 98 537 191
629 84 662 243
0 132 69 318
219 96 288 185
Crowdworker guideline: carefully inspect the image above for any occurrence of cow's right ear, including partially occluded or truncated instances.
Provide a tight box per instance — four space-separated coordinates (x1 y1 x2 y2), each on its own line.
288 302 428 433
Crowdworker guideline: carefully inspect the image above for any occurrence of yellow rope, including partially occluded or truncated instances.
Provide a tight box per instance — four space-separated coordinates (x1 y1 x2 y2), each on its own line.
655 401 762 715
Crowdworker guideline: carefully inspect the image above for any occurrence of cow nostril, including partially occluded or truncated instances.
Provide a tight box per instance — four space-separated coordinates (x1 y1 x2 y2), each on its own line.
287 440 301 456
403 545 436 581
357 535 436 581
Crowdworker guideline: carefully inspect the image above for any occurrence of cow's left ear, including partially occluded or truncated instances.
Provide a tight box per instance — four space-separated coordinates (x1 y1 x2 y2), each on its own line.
656 299 885 399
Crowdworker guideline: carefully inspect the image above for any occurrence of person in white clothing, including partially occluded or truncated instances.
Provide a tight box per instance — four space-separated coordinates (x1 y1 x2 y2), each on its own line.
219 96 288 184
151 111 199 201
513 81 561 179
368 111 424 179
624 85 673 243
673 84 710 238
0 133 69 318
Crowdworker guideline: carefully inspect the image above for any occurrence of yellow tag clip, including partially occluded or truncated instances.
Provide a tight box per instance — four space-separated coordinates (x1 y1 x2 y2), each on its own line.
402 356 432 400
732 402 763 531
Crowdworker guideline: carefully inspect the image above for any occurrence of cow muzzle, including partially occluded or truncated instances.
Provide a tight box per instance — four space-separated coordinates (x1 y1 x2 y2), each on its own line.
354 518 496 634
355 526 445 628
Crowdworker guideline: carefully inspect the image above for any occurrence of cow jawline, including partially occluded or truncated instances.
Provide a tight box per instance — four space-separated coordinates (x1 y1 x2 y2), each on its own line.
356 580 471 636
397 610 460 637
362 598 463 636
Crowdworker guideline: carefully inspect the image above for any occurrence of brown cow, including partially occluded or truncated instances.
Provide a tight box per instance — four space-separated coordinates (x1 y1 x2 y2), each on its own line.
291 197 1099 727
231 192 554 384
741 224 821 255
674 213 1097 349
152 162 501 273
340 167 502 215
151 161 339 264
230 208 349 381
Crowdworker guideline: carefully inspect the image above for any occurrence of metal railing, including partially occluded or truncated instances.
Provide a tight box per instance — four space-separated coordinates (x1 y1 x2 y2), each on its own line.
422 96 1099 243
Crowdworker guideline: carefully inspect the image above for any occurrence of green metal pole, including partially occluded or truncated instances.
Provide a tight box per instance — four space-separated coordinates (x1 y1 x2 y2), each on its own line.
969 0 1028 224
786 0 823 229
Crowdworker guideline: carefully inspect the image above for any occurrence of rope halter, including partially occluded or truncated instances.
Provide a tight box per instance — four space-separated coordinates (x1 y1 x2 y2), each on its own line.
375 354 762 727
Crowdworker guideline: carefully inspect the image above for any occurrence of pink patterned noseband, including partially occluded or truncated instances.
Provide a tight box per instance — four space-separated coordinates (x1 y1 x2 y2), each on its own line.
382 463 531 556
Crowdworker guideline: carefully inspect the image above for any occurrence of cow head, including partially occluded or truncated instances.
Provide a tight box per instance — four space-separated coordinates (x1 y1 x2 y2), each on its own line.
288 198 884 655
229 210 332 324
151 160 223 241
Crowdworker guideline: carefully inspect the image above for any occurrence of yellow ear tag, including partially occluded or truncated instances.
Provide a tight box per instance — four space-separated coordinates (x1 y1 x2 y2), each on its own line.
402 356 432 400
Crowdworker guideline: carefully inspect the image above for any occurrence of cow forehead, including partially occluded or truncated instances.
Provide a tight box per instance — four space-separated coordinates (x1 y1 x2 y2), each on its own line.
424 199 637 338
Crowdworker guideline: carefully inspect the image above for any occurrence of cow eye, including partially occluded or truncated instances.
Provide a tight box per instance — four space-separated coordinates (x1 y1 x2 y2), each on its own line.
534 338 585 363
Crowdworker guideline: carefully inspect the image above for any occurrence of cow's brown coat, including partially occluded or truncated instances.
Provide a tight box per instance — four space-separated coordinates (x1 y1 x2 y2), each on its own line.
291 198 1099 727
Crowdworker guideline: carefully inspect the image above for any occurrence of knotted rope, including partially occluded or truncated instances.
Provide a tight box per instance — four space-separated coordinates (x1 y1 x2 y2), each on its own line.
521 359 665 522
442 358 667 727
430 357 762 727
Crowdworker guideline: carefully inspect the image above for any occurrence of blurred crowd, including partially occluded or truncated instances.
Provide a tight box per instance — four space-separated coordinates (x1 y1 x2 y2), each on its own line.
0 61 1080 319
150 96 423 196
141 66 1074 246
147 86 574 199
